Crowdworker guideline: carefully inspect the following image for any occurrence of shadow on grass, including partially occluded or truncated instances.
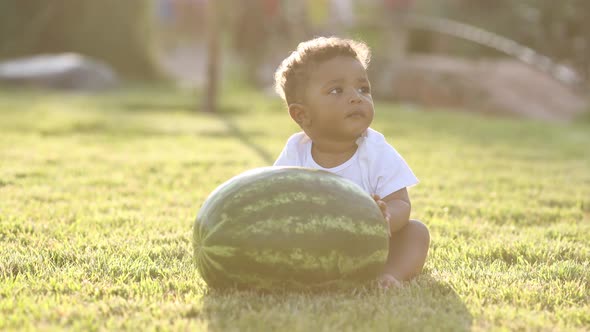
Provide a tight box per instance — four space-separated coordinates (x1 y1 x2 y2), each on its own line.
117 101 198 113
198 274 472 331
33 120 231 138
216 111 274 165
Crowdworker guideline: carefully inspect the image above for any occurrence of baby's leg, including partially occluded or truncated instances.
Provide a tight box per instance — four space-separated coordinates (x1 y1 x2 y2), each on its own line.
384 219 430 282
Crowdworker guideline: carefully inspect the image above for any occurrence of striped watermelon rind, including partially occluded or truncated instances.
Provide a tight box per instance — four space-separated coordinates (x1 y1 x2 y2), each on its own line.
193 166 389 291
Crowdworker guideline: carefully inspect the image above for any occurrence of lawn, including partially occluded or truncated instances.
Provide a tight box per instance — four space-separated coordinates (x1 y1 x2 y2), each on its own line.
0 85 589 331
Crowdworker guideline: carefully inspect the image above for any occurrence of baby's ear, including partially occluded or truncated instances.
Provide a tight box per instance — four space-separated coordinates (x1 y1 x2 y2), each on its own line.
288 103 311 127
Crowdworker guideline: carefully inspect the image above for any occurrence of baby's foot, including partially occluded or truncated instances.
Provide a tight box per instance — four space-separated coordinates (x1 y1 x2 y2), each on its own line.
377 274 402 290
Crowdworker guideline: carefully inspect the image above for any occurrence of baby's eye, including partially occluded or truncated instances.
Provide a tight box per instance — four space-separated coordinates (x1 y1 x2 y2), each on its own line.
358 86 371 94
329 87 343 95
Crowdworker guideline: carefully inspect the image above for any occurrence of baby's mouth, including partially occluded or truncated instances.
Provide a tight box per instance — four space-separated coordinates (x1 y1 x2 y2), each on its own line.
346 110 365 118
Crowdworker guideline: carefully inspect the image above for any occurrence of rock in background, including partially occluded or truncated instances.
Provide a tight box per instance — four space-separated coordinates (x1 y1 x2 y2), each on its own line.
0 53 119 91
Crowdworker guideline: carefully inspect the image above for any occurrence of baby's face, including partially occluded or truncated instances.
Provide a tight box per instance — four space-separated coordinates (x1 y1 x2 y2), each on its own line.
302 56 374 142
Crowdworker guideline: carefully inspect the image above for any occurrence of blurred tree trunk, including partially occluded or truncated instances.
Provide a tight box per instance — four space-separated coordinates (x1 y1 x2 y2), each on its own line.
203 0 220 113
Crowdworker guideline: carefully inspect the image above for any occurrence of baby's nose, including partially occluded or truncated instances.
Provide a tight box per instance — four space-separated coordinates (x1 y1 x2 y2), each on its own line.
349 90 362 104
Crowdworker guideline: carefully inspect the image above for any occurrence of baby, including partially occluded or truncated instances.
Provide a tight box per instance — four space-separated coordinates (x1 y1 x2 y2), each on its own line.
273 37 430 288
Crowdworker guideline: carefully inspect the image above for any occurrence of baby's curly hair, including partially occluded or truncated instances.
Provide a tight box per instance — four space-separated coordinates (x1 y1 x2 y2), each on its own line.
274 37 371 106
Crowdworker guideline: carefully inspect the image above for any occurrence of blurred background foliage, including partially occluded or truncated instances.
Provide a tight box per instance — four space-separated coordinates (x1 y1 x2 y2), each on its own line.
0 0 588 85
413 0 590 80
0 0 160 79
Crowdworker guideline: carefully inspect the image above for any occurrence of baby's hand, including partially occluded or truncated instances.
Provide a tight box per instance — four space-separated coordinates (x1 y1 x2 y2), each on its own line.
372 194 391 222
372 194 392 237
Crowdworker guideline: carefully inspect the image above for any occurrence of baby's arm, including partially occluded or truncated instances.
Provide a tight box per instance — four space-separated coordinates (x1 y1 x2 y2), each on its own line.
372 188 411 234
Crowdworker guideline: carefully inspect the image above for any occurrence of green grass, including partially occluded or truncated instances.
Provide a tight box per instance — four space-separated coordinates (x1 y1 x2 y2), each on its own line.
0 85 589 331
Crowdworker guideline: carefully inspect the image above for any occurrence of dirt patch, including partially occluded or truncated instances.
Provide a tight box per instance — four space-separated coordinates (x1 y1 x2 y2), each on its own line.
373 55 588 122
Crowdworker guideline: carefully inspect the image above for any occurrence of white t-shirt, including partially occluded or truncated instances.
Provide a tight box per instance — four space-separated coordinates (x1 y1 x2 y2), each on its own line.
273 128 419 198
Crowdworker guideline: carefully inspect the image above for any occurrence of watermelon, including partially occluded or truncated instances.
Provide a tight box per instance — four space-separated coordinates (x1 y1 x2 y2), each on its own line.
193 166 389 291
